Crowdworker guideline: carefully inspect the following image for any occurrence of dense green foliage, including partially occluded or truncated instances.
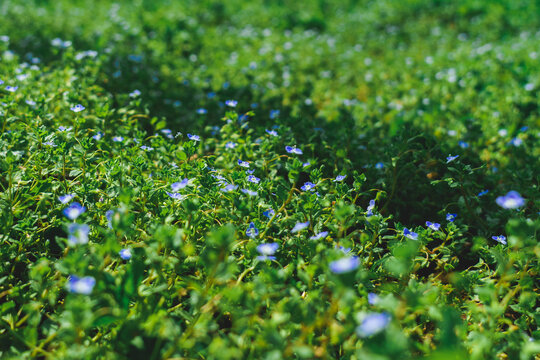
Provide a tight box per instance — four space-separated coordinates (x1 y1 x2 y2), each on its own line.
0 0 539 359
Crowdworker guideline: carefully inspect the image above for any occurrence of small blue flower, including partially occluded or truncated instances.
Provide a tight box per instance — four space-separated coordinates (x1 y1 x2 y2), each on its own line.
5 86 18 92
25 99 36 106
127 54 143 63
129 89 141 98
92 132 103 140
366 200 376 217
291 221 310 233
269 110 280 119
210 126 220 135
70 104 85 112
113 136 124 142
67 276 96 295
238 159 250 168
225 141 237 149
425 221 441 231
509 137 523 147
477 189 489 197
119 248 132 260
458 141 469 149
263 209 275 219
63 202 86 220
356 313 391 337
187 133 200 141
247 175 260 184
225 99 238 107
310 231 329 240
403 228 418 240
140 145 153 151
212 173 225 181
43 141 57 147
58 126 72 132
334 175 346 182
446 154 459 163
375 162 384 169
166 192 185 200
105 210 114 229
265 129 278 137
446 213 457 222
246 222 259 238
171 178 189 192
220 184 238 192
520 126 528 132
241 189 258 196
58 194 75 204
368 293 380 305
492 235 507 245
285 146 303 155
301 182 316 191
302 162 310 168
496 191 525 209
256 242 279 261
161 129 174 139
329 256 359 274
67 223 90 245
196 108 207 114
336 245 352 254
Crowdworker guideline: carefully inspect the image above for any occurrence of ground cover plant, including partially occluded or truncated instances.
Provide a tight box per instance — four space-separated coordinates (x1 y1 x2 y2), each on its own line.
0 0 539 359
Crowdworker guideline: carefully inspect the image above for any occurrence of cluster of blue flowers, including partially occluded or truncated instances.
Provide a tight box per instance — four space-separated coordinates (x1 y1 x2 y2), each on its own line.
440 153 527 244
49 98 527 338
59 197 93 293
